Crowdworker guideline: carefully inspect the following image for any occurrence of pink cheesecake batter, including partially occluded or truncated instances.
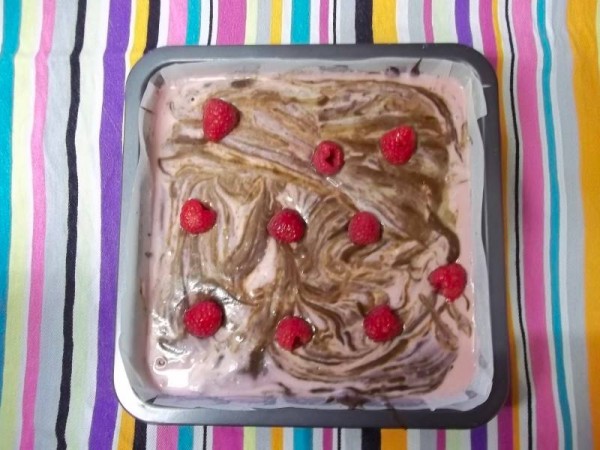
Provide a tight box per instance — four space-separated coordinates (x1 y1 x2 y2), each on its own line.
141 65 477 407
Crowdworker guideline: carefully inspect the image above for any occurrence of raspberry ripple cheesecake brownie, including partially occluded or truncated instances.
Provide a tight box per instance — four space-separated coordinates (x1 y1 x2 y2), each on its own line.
144 66 477 407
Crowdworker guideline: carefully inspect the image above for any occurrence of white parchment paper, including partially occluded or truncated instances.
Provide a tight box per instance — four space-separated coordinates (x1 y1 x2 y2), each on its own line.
118 57 494 412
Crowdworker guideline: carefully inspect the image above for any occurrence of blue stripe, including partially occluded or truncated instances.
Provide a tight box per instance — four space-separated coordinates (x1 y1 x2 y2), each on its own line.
291 0 310 44
0 0 22 401
293 428 313 450
537 0 573 448
186 0 200 45
178 426 194 449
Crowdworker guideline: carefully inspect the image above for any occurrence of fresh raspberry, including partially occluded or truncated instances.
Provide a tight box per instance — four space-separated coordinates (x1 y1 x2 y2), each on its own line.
311 141 345 176
379 125 417 165
363 305 404 342
275 316 314 351
348 211 382 246
428 263 468 301
183 298 224 338
267 208 306 243
202 98 240 142
180 199 217 234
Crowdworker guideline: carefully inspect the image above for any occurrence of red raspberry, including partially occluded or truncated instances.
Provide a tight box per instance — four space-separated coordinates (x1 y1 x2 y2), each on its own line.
363 305 404 342
267 208 306 243
275 316 314 351
180 199 217 234
183 298 224 338
379 125 417 165
202 98 240 142
428 263 468 301
311 141 345 176
348 211 382 246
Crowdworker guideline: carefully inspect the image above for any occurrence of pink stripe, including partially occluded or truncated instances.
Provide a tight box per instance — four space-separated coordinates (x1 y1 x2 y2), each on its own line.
212 427 243 450
320 0 329 43
512 1 559 449
423 0 434 43
19 0 55 449
478 0 497 67
498 397 514 449
216 0 247 44
168 0 187 45
157 426 179 450
436 430 446 450
323 428 333 450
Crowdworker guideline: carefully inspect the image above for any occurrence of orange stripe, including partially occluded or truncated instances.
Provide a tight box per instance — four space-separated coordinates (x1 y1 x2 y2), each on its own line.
567 0 600 448
271 427 284 450
117 410 136 450
372 0 398 43
381 429 407 450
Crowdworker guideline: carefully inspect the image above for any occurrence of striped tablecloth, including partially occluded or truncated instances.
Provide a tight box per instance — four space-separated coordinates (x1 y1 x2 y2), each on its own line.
1 0 599 449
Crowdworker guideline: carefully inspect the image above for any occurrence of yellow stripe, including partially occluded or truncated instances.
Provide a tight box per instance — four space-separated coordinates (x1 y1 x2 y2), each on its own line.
568 0 600 448
372 0 398 43
270 0 283 44
129 0 149 67
271 427 284 450
381 429 407 450
117 410 136 450
244 427 256 450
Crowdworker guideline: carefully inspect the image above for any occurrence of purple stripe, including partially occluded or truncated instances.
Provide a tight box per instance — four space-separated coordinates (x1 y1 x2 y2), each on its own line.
455 0 472 46
212 427 243 450
89 0 131 446
470 425 487 450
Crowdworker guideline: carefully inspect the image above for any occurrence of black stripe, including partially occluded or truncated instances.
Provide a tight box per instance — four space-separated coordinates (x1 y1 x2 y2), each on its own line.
207 0 214 45
133 419 147 449
144 0 161 53
337 428 341 450
332 0 337 44
55 0 86 448
355 0 373 43
203 426 208 450
504 0 533 448
361 428 380 450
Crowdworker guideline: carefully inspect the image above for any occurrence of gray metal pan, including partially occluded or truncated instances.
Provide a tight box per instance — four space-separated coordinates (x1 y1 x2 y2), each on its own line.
116 44 508 428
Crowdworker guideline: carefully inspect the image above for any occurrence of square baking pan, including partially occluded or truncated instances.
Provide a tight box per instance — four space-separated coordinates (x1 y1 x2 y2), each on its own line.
115 44 508 428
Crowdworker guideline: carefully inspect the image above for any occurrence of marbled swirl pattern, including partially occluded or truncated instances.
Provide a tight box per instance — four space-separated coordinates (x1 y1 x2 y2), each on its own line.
145 69 475 406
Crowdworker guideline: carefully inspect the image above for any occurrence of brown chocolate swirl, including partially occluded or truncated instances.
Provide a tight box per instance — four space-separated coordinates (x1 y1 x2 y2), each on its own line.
147 72 473 404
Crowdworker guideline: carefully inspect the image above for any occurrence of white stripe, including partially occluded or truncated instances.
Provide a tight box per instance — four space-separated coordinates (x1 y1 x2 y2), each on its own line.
407 429 420 449
431 0 457 42
212 0 219 44
111 409 123 449
487 417 499 450
312 428 323 450
310 0 320 43
469 0 483 50
284 428 294 450
282 0 292 44
206 426 214 450
158 0 170 47
396 0 410 42
146 425 158 449
199 0 211 45
245 0 259 44
342 429 361 450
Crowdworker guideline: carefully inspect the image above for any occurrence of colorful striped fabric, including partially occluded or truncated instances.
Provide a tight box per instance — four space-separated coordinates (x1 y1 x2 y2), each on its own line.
0 0 599 449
